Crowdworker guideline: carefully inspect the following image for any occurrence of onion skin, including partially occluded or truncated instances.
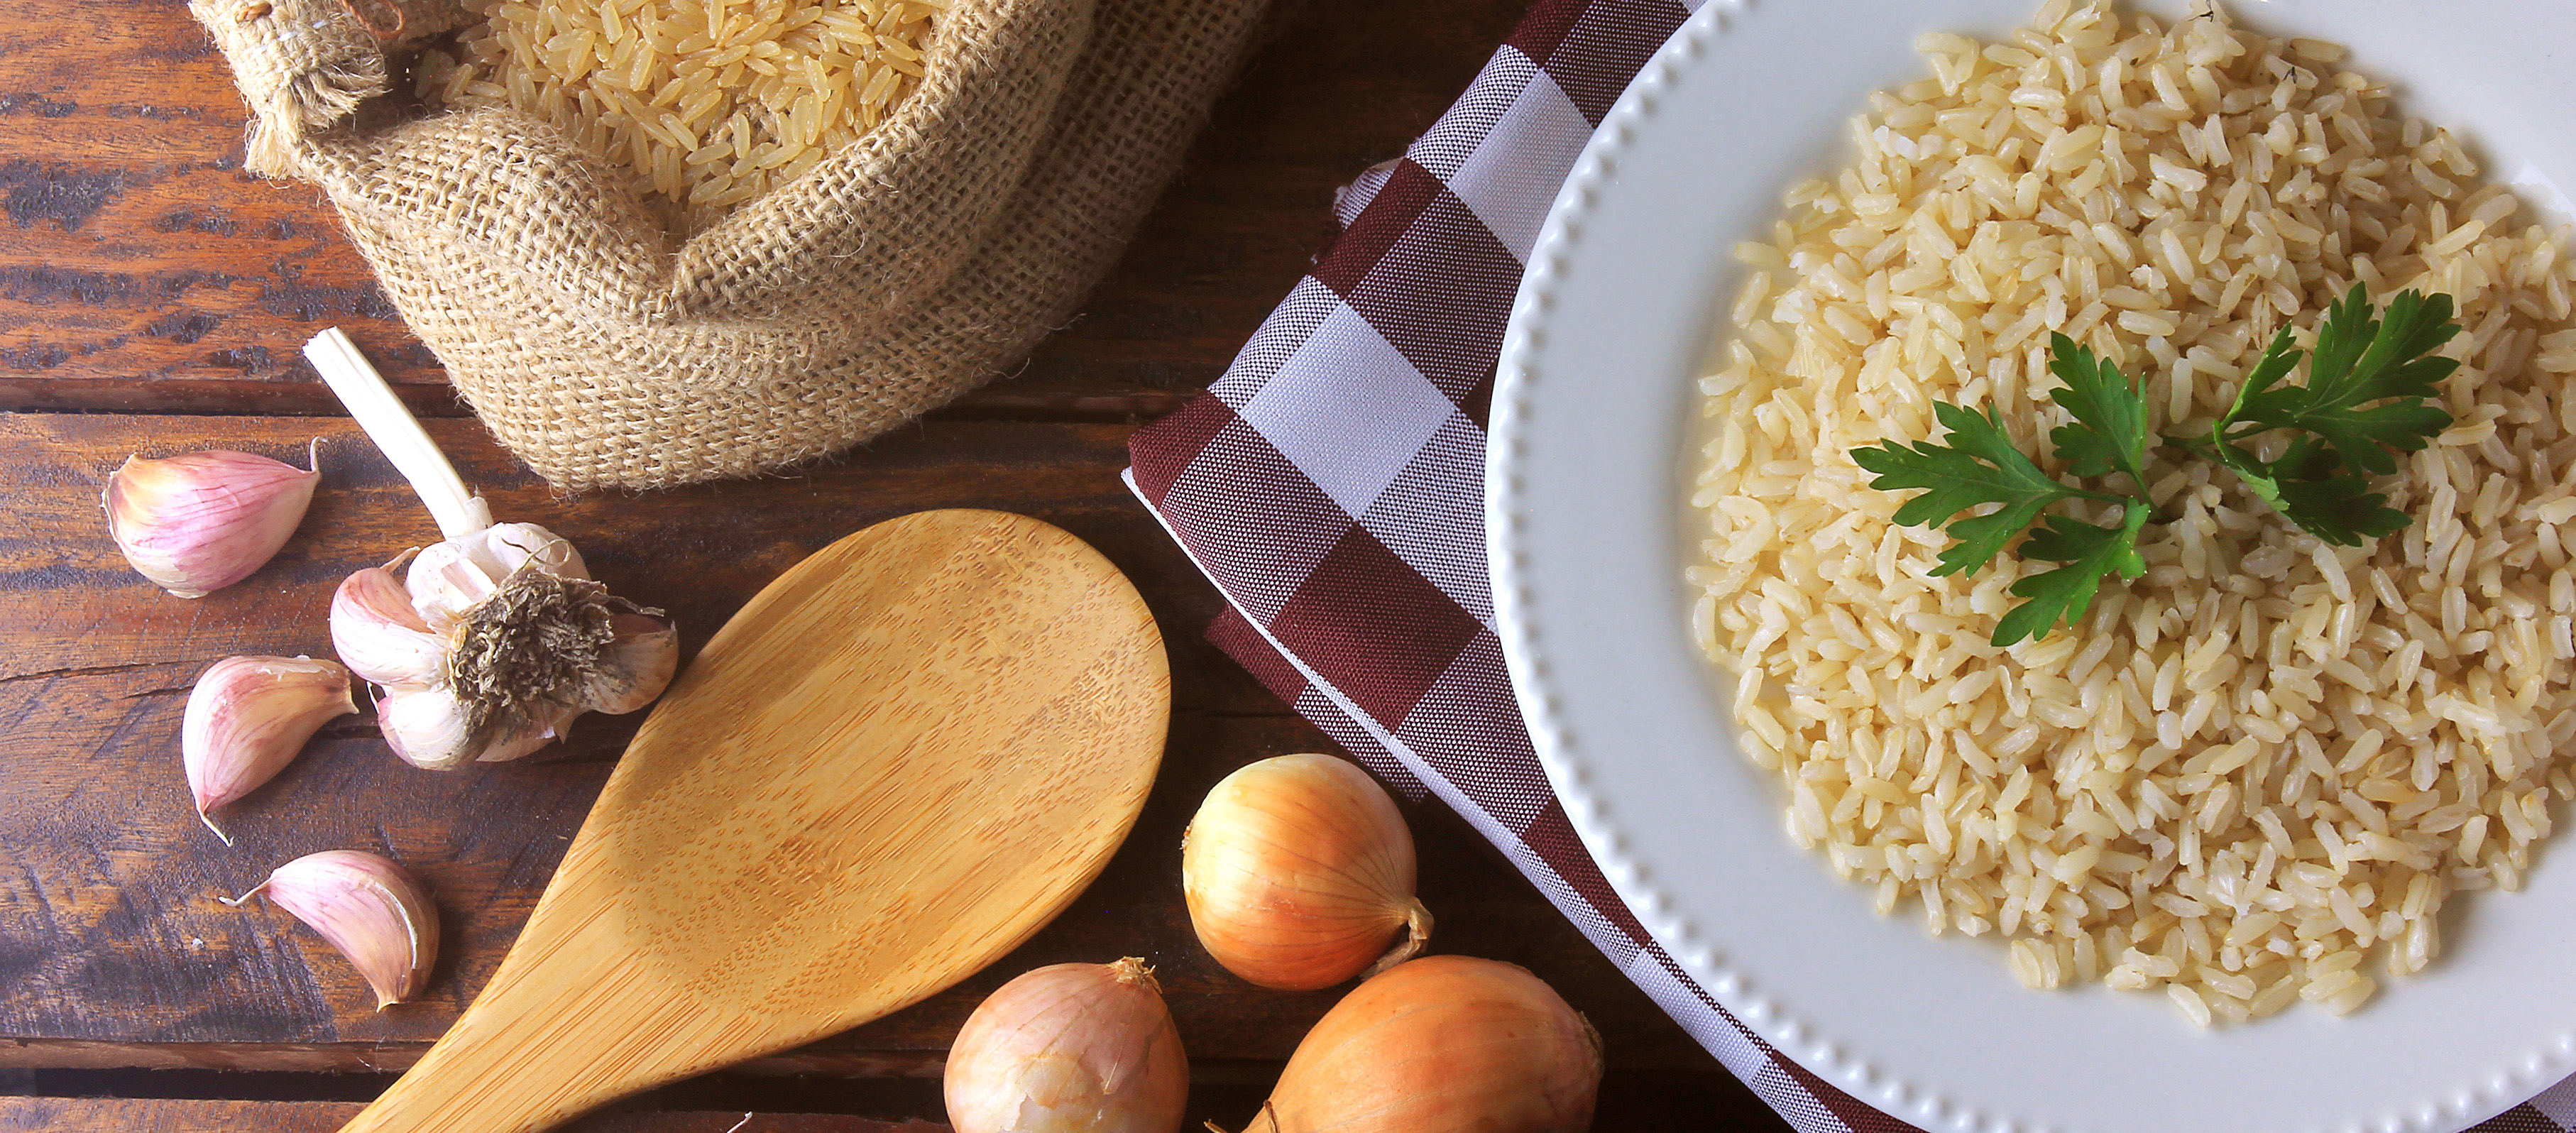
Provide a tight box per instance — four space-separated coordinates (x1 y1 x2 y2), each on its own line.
945 958 1187 1133
1183 753 1431 990
1244 956 1602 1133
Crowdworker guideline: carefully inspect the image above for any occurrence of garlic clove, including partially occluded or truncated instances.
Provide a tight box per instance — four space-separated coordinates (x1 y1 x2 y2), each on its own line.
376 684 577 770
106 445 320 598
1181 753 1432 991
372 684 478 772
330 556 445 688
406 522 588 630
226 849 439 1010
183 655 358 843
579 612 680 716
946 958 1188 1133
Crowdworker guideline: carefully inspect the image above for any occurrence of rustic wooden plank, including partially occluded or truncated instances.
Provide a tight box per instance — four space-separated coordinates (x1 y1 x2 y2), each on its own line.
0 1097 948 1133
0 412 1723 1085
0 414 1260 708
0 0 1521 419
0 679 1711 1078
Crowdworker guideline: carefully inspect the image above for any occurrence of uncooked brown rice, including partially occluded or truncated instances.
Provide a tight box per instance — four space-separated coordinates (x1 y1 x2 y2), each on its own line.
417 0 941 232
1691 0 2576 1023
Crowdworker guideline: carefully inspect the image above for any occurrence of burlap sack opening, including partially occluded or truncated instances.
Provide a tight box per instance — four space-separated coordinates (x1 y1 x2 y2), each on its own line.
190 0 1271 491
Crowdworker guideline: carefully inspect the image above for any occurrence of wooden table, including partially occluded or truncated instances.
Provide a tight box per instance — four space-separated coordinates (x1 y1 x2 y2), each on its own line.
0 1 1782 1129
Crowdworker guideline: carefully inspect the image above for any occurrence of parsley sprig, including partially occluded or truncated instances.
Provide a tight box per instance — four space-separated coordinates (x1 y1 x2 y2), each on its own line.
1849 285 2456 646
2166 285 2460 545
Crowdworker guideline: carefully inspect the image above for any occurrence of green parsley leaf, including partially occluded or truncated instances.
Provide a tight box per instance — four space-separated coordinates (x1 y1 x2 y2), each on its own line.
2214 317 2310 429
2045 332 2151 487
1851 401 2088 578
2218 283 2458 478
1992 501 2151 647
1848 285 2456 645
2213 436 2408 547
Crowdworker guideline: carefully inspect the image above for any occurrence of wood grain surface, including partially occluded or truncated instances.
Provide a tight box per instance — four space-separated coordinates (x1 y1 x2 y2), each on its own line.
0 417 1734 1081
0 0 1782 1127
0 1098 948 1133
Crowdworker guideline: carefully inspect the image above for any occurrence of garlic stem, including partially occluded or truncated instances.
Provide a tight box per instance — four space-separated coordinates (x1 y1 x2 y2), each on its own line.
303 328 491 540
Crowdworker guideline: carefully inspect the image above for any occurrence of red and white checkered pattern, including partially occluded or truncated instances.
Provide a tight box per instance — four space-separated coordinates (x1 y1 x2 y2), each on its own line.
1125 1 2576 1127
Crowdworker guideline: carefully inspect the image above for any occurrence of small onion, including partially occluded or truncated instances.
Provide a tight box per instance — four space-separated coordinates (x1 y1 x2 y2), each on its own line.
1182 753 1430 990
1242 956 1601 1133
945 958 1187 1133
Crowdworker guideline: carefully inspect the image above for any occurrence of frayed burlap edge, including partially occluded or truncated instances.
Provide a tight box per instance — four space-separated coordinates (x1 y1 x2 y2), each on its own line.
192 0 1270 491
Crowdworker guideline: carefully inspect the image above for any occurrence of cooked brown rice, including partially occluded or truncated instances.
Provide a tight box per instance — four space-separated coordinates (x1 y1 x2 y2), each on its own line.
417 0 941 232
1691 0 2576 1022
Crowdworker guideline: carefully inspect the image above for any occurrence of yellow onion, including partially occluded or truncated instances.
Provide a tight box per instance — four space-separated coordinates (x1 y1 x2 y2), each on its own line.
944 958 1186 1133
1182 753 1430 990
1241 956 1601 1133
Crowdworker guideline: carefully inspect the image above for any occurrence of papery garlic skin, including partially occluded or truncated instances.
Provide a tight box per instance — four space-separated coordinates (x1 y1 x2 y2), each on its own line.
1183 754 1432 990
1244 956 1601 1133
107 447 319 598
373 684 575 771
371 684 481 772
183 655 357 843
946 958 1187 1133
230 850 439 1010
405 522 588 629
583 613 681 716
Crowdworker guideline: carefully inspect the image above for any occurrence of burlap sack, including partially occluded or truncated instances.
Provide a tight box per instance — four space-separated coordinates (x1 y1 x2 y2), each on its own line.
190 0 1270 491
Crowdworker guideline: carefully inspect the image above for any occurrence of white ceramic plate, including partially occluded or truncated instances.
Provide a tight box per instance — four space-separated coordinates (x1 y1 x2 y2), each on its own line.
1489 4 2576 1132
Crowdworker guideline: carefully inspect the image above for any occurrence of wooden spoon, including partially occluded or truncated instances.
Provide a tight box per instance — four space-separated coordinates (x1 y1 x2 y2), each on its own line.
339 508 1170 1133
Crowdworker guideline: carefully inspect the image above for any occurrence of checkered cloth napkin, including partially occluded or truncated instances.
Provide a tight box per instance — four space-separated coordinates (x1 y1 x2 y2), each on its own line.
1123 0 2576 1128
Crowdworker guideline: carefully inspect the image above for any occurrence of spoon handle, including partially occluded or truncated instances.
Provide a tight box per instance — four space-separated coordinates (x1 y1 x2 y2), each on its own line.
336 870 751 1132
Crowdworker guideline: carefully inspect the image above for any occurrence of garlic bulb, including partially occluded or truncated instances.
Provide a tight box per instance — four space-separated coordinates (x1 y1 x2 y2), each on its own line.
1182 753 1431 990
183 655 358 844
331 523 672 770
224 850 439 1009
106 443 319 597
1242 956 1601 1133
946 958 1188 1133
306 328 679 770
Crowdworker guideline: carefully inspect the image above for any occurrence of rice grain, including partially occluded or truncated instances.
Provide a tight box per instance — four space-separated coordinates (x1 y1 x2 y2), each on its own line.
419 0 942 233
